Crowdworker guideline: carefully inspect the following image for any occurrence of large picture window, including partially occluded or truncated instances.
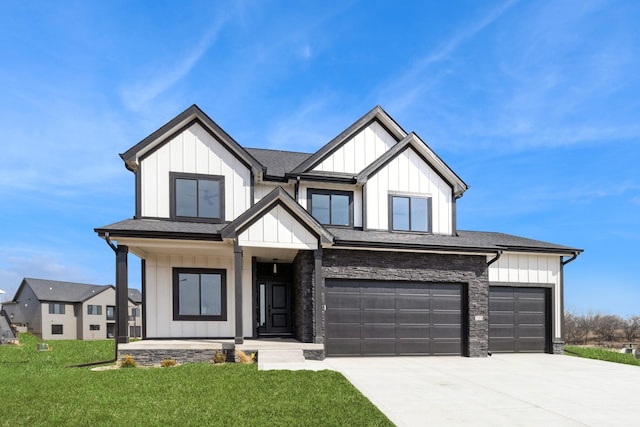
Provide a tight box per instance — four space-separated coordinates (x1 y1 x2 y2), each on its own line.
390 195 432 232
173 268 227 321
170 172 224 222
308 189 353 227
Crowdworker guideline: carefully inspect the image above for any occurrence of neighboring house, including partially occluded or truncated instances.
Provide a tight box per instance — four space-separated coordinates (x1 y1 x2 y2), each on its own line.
95 105 581 357
128 289 143 338
5 278 142 340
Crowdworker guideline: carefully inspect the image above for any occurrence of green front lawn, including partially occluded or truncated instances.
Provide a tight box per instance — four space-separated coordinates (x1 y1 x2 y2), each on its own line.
0 334 391 426
565 345 640 366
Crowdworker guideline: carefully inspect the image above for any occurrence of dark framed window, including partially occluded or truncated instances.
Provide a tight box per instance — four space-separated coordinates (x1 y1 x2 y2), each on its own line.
49 303 65 315
389 194 432 232
51 324 63 335
87 305 102 315
173 268 227 321
170 172 224 222
89 324 100 331
308 189 353 227
106 306 115 321
131 307 140 317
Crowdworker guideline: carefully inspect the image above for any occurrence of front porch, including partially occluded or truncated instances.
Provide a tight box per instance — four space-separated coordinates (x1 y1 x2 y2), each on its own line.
117 337 325 365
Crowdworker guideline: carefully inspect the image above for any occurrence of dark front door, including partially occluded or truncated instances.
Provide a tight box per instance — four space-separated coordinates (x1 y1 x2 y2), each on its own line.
258 280 292 335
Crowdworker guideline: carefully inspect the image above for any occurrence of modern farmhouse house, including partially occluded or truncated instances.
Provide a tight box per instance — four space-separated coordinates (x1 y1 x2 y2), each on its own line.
95 105 581 358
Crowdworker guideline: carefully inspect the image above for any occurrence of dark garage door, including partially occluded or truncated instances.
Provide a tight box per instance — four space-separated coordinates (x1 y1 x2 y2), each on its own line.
489 287 549 353
325 280 464 356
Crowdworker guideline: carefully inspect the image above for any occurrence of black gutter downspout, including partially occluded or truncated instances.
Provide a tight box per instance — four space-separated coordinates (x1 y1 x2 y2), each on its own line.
557 251 580 354
487 250 503 267
294 176 301 201
69 232 120 367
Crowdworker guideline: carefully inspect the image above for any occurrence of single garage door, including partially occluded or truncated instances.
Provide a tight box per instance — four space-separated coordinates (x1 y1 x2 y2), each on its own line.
325 280 464 356
489 287 549 353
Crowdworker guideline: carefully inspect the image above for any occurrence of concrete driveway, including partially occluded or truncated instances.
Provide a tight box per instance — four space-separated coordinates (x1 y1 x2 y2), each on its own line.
324 354 640 426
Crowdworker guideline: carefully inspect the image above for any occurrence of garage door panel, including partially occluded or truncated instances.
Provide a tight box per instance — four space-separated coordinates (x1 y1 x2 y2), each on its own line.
490 300 515 312
326 323 361 339
326 294 360 309
362 310 395 324
363 340 397 355
362 296 395 310
431 311 462 325
431 325 462 339
398 340 430 355
490 312 515 325
397 325 430 339
396 296 429 310
326 340 361 356
517 313 546 324
489 287 548 354
397 311 429 324
431 297 462 311
363 324 397 339
326 280 463 357
327 310 361 324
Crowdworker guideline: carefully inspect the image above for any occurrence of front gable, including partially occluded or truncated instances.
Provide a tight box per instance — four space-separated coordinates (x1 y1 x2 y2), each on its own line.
291 106 407 176
222 187 333 249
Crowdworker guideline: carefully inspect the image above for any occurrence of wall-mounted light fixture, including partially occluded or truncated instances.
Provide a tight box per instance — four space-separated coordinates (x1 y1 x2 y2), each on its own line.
273 259 278 274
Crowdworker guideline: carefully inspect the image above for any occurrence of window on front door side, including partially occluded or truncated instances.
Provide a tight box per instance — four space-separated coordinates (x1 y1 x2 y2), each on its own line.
390 195 431 232
308 189 353 227
172 268 227 321
170 172 224 222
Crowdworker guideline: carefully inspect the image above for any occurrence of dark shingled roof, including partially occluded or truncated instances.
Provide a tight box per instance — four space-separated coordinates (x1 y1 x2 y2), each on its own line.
245 148 312 178
128 288 142 304
326 227 581 254
22 278 112 303
95 219 226 239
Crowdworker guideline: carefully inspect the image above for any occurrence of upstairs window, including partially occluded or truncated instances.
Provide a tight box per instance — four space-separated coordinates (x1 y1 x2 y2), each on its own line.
390 195 431 232
308 189 353 227
106 305 115 321
173 268 227 321
87 305 102 315
49 303 65 315
170 172 224 222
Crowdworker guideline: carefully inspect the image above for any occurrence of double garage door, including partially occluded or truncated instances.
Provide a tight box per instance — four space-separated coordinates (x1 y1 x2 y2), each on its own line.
489 286 550 353
325 280 550 356
325 280 464 357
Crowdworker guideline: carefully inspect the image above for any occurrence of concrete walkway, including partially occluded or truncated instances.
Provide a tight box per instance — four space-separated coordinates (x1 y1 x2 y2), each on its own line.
323 354 640 426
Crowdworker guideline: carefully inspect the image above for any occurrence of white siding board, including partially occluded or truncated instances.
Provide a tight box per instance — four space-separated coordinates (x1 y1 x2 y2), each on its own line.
312 122 396 174
238 205 318 250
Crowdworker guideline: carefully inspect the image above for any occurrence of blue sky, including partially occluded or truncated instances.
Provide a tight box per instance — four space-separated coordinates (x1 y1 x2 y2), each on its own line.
0 1 638 316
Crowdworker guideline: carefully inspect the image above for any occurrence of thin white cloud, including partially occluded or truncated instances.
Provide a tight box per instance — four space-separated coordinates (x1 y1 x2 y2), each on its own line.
379 0 518 113
120 15 227 113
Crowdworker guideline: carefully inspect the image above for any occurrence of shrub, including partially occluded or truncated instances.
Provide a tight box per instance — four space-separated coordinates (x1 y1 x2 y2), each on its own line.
236 350 255 364
120 354 137 368
160 358 177 368
212 349 226 364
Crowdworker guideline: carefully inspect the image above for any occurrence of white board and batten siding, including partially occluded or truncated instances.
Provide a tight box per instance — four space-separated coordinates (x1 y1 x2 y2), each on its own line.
238 205 318 250
144 253 254 338
365 148 453 234
253 183 295 204
312 121 396 174
489 253 562 338
140 122 251 220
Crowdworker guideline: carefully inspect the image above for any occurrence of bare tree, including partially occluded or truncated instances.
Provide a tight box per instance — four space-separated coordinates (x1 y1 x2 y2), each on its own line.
575 312 598 344
563 311 582 344
592 314 623 342
622 316 640 342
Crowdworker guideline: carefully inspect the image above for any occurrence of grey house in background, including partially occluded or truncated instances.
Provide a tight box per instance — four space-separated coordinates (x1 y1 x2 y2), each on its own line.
96 104 581 358
4 278 143 340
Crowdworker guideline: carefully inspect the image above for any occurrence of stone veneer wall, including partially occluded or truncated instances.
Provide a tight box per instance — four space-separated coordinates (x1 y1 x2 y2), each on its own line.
292 251 314 343
321 249 490 357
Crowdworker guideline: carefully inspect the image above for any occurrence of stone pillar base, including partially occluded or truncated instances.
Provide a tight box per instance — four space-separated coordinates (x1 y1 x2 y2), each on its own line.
552 339 565 354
